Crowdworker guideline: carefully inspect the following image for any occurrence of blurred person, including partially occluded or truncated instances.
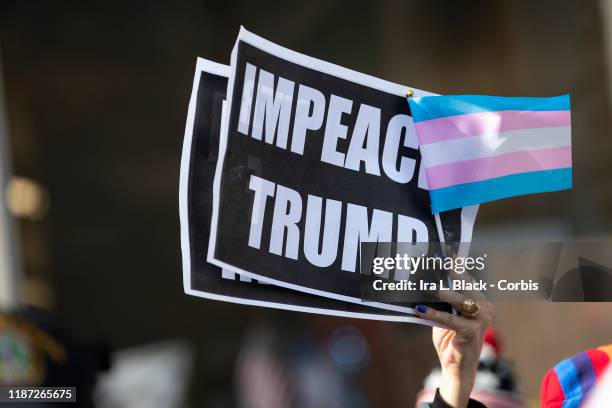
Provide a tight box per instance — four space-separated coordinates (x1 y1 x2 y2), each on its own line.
0 306 107 407
235 319 370 408
235 325 295 408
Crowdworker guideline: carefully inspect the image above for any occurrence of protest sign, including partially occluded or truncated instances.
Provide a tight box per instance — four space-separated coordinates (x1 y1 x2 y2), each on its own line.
208 28 478 313
179 57 431 323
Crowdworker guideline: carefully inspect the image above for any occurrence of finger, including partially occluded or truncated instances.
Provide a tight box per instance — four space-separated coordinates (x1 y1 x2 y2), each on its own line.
414 304 471 332
434 291 492 324
442 267 491 306
447 269 488 302
434 289 465 310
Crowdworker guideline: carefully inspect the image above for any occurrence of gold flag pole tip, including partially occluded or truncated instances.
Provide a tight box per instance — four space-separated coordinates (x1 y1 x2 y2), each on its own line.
405 89 414 98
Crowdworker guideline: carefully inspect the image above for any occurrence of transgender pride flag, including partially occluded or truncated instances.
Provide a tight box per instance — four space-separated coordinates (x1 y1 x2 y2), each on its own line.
408 94 572 213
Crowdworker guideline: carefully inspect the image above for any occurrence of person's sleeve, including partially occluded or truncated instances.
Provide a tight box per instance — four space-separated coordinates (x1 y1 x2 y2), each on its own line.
427 388 487 408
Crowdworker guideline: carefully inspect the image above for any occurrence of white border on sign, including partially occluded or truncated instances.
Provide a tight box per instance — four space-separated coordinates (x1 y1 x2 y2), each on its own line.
179 57 435 324
207 27 478 314
186 283 432 324
179 57 220 293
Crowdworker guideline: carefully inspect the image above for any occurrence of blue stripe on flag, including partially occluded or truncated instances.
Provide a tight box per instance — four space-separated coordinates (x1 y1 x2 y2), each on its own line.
553 358 584 408
429 168 572 213
409 94 570 122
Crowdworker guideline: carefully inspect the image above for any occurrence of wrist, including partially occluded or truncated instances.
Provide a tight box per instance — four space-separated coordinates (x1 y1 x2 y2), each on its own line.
438 368 475 408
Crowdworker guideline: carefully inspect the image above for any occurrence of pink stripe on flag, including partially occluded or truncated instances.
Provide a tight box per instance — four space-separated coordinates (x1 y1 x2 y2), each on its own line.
415 110 571 145
426 146 572 190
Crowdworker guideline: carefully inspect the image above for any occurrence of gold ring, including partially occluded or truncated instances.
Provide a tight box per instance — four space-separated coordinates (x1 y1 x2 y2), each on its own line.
461 299 480 319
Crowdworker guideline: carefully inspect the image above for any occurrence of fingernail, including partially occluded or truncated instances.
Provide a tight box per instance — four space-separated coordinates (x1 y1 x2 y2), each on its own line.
415 304 427 313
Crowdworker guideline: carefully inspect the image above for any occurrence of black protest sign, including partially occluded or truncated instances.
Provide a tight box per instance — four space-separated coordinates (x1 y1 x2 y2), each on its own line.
179 58 430 323
208 29 477 312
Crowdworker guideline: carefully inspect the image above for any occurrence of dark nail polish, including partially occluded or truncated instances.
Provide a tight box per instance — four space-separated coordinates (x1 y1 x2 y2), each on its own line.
415 304 427 313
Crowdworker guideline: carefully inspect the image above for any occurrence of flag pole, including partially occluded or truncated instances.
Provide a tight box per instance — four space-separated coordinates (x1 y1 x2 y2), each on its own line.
0 45 22 311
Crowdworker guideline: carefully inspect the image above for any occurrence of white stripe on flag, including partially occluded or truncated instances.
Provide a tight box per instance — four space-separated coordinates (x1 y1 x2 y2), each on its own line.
419 126 571 168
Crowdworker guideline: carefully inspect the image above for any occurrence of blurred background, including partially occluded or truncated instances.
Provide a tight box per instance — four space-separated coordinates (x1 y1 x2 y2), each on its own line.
1 1 612 407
